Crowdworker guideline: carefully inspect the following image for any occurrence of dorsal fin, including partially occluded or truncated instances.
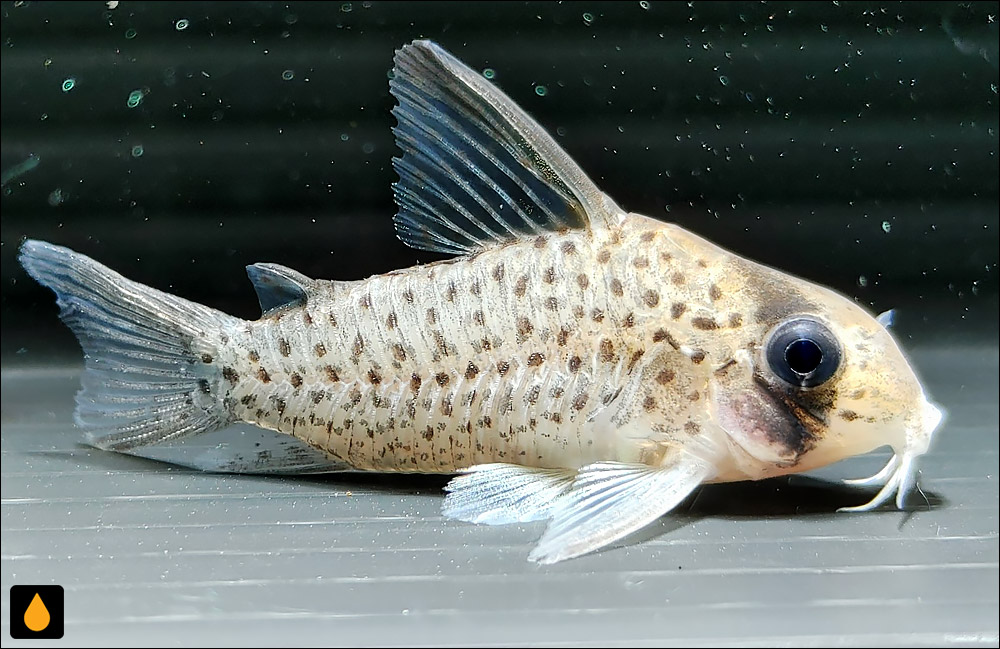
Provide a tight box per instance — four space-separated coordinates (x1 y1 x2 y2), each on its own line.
246 263 312 315
389 40 623 255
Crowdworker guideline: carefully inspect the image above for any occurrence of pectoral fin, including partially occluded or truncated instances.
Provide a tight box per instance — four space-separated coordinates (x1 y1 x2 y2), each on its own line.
528 457 714 564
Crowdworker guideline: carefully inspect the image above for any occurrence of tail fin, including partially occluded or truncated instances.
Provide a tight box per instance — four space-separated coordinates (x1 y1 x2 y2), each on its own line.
18 240 241 452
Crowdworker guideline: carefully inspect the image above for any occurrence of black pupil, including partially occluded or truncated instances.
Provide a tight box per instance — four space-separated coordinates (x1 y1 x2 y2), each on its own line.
785 339 823 376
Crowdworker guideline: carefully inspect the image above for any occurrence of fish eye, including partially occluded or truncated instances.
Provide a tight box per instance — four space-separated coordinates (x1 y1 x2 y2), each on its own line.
764 317 841 388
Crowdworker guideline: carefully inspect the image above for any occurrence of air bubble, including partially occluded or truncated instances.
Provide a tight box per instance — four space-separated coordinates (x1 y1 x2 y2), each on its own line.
719 75 729 86
582 12 594 25
127 89 145 108
62 78 76 92
282 69 295 81
125 28 137 39
534 85 548 96
857 275 868 288
881 220 891 233
175 18 189 30
483 68 495 80
48 188 64 206
131 145 144 157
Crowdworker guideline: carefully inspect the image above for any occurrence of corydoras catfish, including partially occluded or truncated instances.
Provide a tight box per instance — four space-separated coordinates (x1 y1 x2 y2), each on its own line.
19 40 944 563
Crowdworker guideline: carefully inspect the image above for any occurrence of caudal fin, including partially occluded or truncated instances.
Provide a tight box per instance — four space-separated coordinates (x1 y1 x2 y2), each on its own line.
19 240 241 452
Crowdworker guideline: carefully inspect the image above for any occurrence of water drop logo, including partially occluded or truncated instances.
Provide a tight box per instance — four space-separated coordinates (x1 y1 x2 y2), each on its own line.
9 585 64 639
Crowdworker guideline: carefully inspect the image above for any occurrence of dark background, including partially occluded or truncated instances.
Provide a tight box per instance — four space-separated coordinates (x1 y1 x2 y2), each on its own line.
2 1 997 365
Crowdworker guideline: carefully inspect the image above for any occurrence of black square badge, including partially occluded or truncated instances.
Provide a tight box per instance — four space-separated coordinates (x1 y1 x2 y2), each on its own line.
9 585 64 639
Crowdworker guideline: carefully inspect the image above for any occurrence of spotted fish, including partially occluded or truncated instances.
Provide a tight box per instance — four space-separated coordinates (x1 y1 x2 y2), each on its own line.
19 40 944 563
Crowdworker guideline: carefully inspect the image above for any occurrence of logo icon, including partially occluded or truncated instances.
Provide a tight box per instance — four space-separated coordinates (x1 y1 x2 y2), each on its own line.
9 585 64 639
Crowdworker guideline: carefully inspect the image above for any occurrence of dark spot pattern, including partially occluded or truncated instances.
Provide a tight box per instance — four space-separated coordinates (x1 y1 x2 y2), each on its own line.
517 317 533 341
692 317 720 331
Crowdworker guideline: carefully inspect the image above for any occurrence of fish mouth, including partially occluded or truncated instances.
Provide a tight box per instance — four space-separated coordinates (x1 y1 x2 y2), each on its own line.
838 399 945 512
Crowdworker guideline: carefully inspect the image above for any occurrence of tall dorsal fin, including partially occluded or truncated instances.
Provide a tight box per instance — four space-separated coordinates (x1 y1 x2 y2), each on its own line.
389 40 623 255
246 263 312 315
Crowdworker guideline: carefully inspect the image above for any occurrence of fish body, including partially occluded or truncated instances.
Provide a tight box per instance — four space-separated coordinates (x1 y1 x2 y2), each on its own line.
19 40 943 563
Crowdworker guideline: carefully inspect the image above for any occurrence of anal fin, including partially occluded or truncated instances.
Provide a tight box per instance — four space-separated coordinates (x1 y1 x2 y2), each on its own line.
131 423 350 474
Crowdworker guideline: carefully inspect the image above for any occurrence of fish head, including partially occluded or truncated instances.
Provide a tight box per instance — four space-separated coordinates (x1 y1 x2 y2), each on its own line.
707 261 944 492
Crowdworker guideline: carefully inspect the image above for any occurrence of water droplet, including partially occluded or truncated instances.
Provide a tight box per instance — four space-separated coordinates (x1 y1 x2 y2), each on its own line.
534 85 547 96
125 28 137 39
281 69 295 81
24 593 50 632
175 18 189 30
126 89 145 108
482 68 495 80
857 275 868 288
582 12 594 25
131 144 144 157
61 78 76 92
881 220 891 233
719 75 729 86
